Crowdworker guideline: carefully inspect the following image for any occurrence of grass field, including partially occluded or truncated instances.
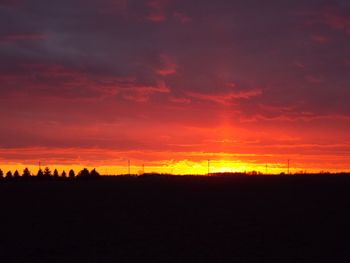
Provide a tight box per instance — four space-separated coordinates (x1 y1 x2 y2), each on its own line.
0 175 349 262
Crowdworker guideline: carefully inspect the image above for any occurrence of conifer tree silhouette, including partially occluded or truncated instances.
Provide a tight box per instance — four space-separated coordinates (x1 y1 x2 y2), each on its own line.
14 170 20 178
61 170 67 178
0 169 3 179
37 168 44 178
69 169 75 178
44 167 51 178
6 171 13 179
53 169 59 179
22 168 31 178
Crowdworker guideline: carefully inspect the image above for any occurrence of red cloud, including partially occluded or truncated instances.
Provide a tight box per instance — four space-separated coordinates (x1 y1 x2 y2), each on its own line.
121 82 171 102
321 7 350 34
169 97 191 104
0 33 47 42
173 12 192 24
156 53 177 76
307 6 350 34
187 89 262 105
310 35 330 44
240 103 350 122
145 0 168 22
0 0 22 7
305 75 323 84
146 0 168 9
0 63 171 102
145 13 166 22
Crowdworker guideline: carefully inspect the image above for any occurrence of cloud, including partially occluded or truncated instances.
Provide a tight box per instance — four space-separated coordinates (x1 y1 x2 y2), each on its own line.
306 6 350 34
310 34 330 44
187 89 262 105
145 13 166 22
305 75 323 84
0 33 46 42
0 63 171 101
169 96 191 104
156 53 177 76
145 0 168 22
0 0 350 171
173 12 191 24
0 0 22 7
120 81 171 102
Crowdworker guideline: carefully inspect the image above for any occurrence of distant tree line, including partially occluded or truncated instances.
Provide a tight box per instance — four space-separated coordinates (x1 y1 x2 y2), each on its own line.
0 167 100 181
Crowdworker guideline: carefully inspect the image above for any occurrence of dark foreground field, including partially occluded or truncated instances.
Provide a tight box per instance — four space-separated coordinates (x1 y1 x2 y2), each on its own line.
1 175 350 262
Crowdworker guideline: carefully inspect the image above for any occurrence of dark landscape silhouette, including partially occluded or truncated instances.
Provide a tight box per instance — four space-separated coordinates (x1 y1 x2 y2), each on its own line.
1 168 350 262
0 167 101 181
1 166 350 181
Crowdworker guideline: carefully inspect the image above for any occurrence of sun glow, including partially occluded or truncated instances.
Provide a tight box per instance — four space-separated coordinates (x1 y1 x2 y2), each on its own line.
0 159 297 176
0 147 348 176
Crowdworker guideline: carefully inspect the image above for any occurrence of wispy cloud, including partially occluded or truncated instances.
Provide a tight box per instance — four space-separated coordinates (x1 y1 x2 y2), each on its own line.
187 89 262 105
0 33 47 42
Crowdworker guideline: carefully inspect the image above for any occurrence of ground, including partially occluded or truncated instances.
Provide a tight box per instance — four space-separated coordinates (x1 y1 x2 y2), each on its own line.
0 175 349 262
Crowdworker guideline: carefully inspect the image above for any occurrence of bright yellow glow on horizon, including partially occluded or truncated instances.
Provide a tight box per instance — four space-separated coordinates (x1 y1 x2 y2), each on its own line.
0 159 336 176
1 147 349 176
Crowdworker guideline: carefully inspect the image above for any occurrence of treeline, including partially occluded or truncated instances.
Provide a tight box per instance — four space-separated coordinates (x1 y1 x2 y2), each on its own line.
0 167 100 181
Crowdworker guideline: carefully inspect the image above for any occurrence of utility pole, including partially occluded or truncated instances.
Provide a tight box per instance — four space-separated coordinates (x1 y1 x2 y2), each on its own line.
142 164 145 175
208 160 210 176
128 160 131 175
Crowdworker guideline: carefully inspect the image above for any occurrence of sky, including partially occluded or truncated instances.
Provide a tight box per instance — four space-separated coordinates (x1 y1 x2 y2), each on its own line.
1 0 350 174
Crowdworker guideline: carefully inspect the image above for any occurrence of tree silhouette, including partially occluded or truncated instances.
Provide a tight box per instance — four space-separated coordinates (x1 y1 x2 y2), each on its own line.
44 167 51 178
61 170 67 178
14 170 20 178
22 168 31 178
6 171 13 179
78 168 90 179
90 168 100 178
0 169 3 179
53 169 59 179
69 169 75 178
37 168 44 178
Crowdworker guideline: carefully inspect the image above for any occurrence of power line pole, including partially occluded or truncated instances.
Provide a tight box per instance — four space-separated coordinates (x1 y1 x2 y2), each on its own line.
128 160 131 175
208 159 210 175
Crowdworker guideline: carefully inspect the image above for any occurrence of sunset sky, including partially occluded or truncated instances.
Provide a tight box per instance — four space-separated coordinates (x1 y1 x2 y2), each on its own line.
1 0 350 174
